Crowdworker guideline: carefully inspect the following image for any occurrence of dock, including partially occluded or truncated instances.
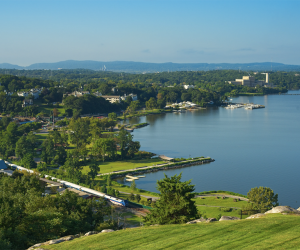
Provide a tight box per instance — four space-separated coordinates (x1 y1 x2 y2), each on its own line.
159 155 174 161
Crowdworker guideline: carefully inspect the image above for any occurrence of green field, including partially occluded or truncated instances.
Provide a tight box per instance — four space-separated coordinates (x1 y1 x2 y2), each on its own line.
35 101 66 116
193 196 248 207
43 214 300 250
82 158 165 174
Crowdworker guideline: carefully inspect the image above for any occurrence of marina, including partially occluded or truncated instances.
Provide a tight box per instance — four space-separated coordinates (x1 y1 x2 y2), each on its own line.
225 103 265 110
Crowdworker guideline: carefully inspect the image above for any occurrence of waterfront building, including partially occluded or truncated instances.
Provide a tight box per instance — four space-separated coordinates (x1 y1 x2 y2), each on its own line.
228 73 272 87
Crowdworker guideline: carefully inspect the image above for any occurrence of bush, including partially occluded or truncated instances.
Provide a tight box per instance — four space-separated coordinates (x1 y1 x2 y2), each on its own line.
219 207 232 212
129 193 135 201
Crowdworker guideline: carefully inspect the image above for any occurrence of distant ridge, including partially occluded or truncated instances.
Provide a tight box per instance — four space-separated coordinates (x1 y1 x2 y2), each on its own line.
1 60 300 72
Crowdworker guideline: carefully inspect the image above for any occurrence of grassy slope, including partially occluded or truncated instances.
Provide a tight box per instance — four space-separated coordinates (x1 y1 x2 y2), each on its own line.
44 214 300 250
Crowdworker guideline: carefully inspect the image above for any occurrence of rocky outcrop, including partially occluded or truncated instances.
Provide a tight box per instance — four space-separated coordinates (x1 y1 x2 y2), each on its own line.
27 229 115 250
265 206 300 214
85 231 99 236
219 216 240 221
206 218 217 223
101 229 115 233
186 217 207 224
246 213 266 219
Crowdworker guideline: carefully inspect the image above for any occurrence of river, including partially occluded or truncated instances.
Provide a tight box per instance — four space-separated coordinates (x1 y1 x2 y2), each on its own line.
118 90 300 208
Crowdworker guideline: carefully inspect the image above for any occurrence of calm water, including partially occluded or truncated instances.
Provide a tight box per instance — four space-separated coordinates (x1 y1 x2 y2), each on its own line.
118 90 300 208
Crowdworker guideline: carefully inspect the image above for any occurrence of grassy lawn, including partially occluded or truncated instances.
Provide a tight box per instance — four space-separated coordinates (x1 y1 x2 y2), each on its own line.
193 196 248 208
36 101 66 116
36 133 49 142
196 206 248 219
44 214 300 250
82 158 165 174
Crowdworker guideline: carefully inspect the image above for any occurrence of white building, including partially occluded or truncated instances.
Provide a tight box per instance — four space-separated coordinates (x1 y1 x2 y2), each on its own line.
101 95 122 103
121 93 138 101
17 88 43 99
183 85 195 90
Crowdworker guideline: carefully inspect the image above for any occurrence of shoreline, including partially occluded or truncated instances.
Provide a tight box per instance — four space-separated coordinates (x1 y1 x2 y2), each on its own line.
99 158 215 178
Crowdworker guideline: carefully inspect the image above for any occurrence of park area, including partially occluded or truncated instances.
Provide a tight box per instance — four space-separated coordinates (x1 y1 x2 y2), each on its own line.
43 213 300 250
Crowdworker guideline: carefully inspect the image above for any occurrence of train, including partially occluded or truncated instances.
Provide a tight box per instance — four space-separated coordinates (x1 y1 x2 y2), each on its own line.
3 160 128 207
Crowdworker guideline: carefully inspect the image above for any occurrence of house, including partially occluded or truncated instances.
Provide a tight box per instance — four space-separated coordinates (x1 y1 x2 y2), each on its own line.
17 88 43 99
22 99 33 107
121 93 138 101
183 85 195 90
0 160 8 170
102 95 122 103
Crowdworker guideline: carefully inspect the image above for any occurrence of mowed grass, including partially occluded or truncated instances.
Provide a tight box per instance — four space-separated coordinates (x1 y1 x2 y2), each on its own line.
36 102 66 116
82 158 165 174
43 214 300 250
193 196 248 207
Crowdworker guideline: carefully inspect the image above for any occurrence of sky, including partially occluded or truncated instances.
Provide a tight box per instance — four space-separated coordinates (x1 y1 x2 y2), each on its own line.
1 0 300 66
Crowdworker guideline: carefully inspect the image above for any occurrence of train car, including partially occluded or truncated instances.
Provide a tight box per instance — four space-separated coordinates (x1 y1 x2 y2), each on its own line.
2 160 129 207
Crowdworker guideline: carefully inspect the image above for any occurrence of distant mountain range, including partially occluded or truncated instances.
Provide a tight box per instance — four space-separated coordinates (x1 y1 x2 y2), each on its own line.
1 60 300 72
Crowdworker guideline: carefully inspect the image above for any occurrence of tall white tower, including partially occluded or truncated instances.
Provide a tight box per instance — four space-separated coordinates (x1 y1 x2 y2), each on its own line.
262 73 269 83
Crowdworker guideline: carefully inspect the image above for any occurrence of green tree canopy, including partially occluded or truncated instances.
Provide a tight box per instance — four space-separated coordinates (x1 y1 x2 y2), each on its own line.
247 186 279 212
144 173 198 225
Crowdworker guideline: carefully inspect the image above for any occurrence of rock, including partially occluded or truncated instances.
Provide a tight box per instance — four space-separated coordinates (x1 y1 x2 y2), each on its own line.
101 229 115 233
297 207 300 211
246 213 266 219
219 216 240 221
60 235 74 241
48 239 65 245
74 234 80 238
265 206 300 214
186 217 207 224
206 218 217 223
84 231 99 236
27 243 43 249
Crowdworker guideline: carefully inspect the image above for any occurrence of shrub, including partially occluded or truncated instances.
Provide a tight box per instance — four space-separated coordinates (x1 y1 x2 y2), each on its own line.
219 207 232 212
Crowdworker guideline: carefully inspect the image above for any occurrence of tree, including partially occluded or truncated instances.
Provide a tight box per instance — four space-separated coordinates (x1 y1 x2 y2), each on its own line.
108 112 117 120
92 138 116 161
15 135 30 158
129 193 135 201
22 153 37 169
136 194 141 203
65 108 73 117
144 173 198 225
107 175 111 186
116 128 133 160
247 186 279 212
146 97 157 110
41 138 55 164
88 163 100 181
130 180 136 191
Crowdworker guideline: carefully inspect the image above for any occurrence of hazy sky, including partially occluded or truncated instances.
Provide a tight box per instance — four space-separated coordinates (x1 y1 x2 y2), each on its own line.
1 0 299 66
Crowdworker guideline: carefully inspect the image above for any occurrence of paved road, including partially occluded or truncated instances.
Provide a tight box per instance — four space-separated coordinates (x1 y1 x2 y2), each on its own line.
119 191 160 201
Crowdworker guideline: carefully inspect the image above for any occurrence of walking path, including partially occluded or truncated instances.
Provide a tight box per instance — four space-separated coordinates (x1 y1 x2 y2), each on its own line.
195 194 248 201
97 158 213 177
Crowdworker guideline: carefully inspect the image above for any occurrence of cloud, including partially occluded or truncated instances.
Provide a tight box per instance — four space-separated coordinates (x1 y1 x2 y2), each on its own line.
141 49 150 53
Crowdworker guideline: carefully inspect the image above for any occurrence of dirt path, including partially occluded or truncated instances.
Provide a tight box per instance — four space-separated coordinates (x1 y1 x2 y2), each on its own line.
196 205 242 209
